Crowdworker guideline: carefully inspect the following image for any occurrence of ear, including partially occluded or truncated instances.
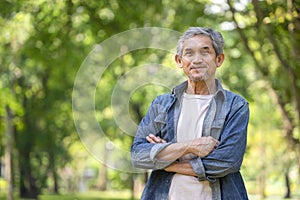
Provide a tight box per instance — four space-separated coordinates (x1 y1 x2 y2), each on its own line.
216 53 225 67
175 54 183 68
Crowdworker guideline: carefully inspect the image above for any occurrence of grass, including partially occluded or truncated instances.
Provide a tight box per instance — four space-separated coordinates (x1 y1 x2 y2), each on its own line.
0 190 139 200
249 194 300 200
0 191 299 200
40 191 138 200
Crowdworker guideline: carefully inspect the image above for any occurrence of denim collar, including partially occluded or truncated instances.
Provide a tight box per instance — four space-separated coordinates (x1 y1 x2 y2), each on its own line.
172 79 226 101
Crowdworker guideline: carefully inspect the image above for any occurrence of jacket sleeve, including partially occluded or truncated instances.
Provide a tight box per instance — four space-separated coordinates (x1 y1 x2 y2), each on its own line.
190 99 249 182
131 96 174 170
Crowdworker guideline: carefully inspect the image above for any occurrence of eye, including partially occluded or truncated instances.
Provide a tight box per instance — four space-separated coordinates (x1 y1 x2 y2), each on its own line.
184 51 193 56
200 48 210 55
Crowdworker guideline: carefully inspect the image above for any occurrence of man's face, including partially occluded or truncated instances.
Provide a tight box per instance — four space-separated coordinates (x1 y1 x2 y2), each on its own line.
175 35 224 83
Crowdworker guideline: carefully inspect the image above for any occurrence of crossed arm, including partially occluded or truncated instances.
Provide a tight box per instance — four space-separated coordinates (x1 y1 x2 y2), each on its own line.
146 134 219 176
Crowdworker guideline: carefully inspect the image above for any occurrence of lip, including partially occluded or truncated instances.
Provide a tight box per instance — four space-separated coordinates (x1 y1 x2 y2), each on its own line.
190 66 206 70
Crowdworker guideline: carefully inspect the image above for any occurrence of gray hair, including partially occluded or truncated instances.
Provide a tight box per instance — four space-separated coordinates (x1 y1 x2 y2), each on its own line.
176 27 224 57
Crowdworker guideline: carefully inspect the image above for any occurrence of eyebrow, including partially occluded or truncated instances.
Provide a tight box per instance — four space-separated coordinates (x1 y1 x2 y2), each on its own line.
183 46 211 52
183 48 193 52
202 46 210 49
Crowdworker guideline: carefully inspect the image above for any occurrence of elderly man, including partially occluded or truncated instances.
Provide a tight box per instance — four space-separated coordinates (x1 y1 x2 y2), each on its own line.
131 27 249 200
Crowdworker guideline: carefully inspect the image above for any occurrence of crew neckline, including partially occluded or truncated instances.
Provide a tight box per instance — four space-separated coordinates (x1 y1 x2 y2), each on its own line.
183 92 214 99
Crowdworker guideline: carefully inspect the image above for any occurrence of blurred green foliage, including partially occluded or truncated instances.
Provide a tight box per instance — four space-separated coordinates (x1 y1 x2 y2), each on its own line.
0 0 299 199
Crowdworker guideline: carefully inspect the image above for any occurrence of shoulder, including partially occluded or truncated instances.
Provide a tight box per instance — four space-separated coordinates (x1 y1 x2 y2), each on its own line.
224 90 249 111
149 93 176 113
216 80 248 106
152 93 175 106
225 90 248 103
154 93 174 102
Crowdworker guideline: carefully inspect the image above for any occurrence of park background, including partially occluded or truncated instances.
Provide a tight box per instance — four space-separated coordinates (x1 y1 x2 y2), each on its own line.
0 0 300 199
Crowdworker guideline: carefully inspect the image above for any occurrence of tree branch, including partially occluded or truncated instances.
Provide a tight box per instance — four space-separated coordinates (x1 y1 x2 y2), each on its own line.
252 0 300 141
227 0 299 147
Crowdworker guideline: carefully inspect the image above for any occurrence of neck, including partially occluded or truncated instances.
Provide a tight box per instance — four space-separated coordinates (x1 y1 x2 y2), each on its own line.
186 79 216 95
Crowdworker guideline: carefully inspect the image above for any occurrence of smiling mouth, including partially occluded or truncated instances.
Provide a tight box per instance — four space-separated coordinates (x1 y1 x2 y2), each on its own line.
190 66 205 70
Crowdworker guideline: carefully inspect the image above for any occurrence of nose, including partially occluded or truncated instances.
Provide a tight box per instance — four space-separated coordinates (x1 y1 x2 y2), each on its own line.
191 53 203 64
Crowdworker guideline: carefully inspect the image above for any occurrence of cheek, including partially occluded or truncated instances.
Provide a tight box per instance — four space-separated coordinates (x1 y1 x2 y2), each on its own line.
182 65 191 75
178 59 188 68
181 60 191 69
206 61 218 73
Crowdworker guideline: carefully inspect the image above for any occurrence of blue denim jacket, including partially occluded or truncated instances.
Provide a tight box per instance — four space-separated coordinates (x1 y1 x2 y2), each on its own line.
131 80 249 200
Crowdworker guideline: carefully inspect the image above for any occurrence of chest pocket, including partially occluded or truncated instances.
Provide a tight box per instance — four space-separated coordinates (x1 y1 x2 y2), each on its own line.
210 119 224 140
154 112 167 133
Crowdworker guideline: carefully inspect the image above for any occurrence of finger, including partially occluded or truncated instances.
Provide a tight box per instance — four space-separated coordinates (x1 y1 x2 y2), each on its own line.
153 136 162 143
157 136 165 143
148 134 159 142
146 136 155 143
158 136 167 143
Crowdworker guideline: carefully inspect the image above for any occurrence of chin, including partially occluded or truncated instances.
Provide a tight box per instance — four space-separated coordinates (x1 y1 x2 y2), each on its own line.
189 75 209 82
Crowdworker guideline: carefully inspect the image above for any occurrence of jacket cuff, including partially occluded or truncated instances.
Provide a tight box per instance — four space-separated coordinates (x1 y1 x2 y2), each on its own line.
190 157 207 181
150 143 173 169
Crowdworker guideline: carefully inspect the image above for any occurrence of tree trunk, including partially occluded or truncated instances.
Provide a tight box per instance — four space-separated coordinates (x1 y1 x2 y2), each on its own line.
5 105 14 200
284 171 291 198
258 173 266 200
97 164 107 191
19 150 39 198
258 145 266 200
96 146 107 191
53 168 59 194
48 153 59 194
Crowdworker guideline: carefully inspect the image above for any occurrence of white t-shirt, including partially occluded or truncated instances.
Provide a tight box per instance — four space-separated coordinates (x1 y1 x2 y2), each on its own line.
169 93 213 200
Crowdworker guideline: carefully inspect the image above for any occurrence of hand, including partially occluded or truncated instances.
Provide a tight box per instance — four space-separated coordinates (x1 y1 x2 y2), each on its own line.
146 134 167 144
164 160 198 177
189 136 219 157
